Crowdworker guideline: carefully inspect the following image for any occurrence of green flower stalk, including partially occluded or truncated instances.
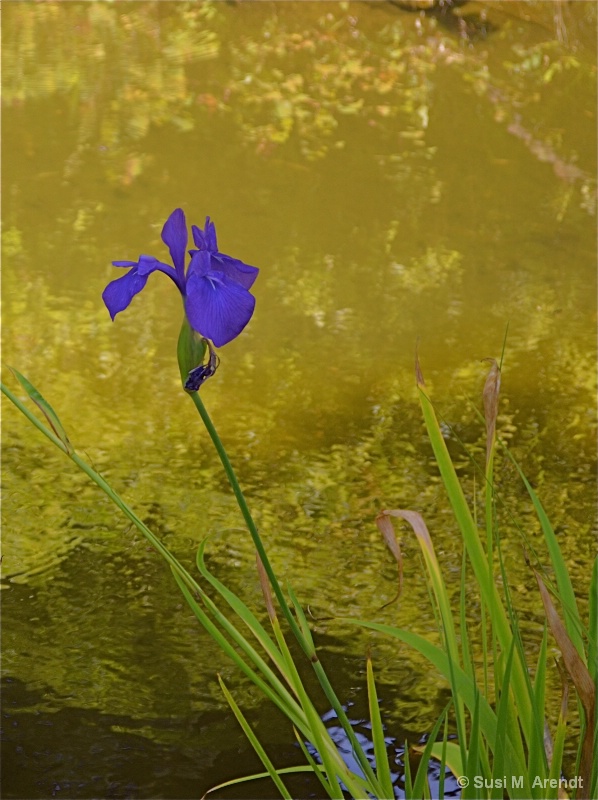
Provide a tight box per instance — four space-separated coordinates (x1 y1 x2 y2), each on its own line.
177 316 208 389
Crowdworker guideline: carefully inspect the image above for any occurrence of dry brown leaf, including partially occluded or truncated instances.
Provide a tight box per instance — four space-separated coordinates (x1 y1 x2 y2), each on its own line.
382 509 435 555
256 552 276 621
482 358 501 467
375 510 404 607
376 509 438 608
535 569 595 799
415 348 426 388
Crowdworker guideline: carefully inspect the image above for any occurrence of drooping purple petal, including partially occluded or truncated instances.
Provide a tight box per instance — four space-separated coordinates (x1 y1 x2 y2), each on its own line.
211 252 259 290
102 267 149 320
136 254 181 287
161 208 187 284
112 260 139 268
188 248 258 290
185 271 256 348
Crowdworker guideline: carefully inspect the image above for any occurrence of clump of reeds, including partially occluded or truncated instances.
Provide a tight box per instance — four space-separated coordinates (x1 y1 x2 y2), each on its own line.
3 352 595 799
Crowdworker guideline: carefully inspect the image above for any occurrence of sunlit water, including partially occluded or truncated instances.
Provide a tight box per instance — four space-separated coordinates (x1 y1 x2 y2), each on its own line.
2 2 596 797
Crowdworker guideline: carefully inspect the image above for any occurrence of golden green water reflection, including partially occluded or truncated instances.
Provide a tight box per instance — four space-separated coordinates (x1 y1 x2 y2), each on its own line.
2 2 596 797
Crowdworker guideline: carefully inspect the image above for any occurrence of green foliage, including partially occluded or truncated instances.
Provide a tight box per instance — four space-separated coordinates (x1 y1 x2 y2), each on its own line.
177 316 207 387
350 358 595 798
3 352 595 797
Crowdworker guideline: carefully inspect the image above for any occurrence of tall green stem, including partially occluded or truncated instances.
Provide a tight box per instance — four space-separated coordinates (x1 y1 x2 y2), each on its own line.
189 391 309 652
189 389 381 789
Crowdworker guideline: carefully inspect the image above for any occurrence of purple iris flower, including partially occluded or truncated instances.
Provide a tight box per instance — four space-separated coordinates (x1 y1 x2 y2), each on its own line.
102 209 259 348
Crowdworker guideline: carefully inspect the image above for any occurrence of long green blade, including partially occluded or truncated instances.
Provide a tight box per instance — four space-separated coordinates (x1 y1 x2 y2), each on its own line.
366 657 394 798
346 618 531 792
218 676 293 799
503 446 585 661
8 368 73 454
417 377 534 741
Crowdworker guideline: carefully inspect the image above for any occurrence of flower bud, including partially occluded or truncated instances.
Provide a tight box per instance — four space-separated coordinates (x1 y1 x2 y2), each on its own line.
177 316 207 390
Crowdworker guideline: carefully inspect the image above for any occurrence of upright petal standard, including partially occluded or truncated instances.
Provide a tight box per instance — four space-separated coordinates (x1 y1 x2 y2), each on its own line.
102 209 259 348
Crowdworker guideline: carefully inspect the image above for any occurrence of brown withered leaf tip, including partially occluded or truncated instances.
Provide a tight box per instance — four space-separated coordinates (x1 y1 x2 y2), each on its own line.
534 569 595 798
554 658 570 723
375 511 404 608
482 358 501 466
415 346 425 387
256 552 276 621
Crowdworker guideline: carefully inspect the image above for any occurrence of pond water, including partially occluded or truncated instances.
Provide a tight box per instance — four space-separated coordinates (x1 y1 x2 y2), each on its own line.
2 2 596 798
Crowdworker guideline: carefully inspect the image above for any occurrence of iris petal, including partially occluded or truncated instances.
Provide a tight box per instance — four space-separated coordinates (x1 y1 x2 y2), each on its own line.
211 253 259 289
191 217 218 252
203 217 218 251
105 209 259 348
190 218 258 290
187 250 212 279
185 272 256 347
188 248 258 290
102 267 149 320
136 255 178 283
191 225 208 251
161 208 187 283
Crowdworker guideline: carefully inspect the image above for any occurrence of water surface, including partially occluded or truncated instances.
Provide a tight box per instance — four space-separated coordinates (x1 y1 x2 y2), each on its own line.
2 2 596 797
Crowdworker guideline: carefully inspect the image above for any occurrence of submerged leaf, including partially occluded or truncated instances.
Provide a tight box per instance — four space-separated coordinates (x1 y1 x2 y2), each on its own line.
414 740 464 789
